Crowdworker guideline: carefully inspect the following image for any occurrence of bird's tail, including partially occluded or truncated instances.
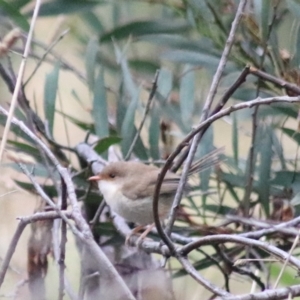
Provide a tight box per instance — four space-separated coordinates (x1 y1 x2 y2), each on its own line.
188 147 224 176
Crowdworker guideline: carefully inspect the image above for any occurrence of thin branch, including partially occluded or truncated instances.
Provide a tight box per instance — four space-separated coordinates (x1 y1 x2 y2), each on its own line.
155 0 248 249
24 29 70 86
250 67 300 96
58 178 68 300
171 65 250 172
0 107 135 300
124 70 159 160
274 231 300 288
180 235 300 271
0 211 71 288
226 284 300 300
0 0 42 162
176 255 232 298
152 95 300 250
17 162 79 234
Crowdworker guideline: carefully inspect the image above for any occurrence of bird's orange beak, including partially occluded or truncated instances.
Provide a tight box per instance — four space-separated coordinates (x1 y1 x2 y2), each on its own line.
88 175 102 181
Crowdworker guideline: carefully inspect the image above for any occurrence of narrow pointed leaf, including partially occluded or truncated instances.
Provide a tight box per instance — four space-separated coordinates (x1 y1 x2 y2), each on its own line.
94 136 122 154
85 37 99 91
44 62 60 136
92 69 108 138
257 126 272 216
149 104 160 160
0 0 29 31
179 64 194 124
100 20 190 43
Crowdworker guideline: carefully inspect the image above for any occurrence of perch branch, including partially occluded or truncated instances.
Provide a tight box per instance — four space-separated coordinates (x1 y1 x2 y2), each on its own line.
0 106 136 300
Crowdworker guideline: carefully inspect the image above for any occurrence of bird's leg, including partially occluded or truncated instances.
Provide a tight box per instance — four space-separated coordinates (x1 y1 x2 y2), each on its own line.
136 223 155 246
125 224 145 246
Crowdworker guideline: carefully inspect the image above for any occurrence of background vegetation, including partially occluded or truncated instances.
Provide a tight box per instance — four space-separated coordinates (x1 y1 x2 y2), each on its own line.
1 0 300 299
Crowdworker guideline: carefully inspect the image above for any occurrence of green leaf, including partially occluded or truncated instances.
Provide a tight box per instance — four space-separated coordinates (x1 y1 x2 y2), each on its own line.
162 50 236 72
0 0 29 31
81 11 105 33
281 127 300 144
57 111 95 132
121 89 139 156
128 59 160 75
113 40 137 99
92 69 109 138
7 140 42 162
15 180 58 197
149 104 160 160
85 37 99 91
291 191 300 206
292 22 300 68
28 0 103 16
271 171 300 193
44 62 60 136
257 126 272 216
287 0 300 19
0 115 34 144
232 113 239 167
138 34 220 56
253 0 271 41
188 0 214 23
157 68 172 99
100 19 190 43
179 64 194 124
204 204 233 215
272 130 286 170
94 136 122 154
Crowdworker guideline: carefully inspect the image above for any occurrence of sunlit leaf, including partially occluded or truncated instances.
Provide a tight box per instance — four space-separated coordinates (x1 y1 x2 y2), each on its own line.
232 113 239 167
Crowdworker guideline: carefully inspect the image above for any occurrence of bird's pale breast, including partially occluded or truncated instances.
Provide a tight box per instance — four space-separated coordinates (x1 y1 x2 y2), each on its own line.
98 180 171 225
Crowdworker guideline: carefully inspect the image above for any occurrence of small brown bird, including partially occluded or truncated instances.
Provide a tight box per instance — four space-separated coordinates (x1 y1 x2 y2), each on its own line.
88 149 222 241
89 161 184 226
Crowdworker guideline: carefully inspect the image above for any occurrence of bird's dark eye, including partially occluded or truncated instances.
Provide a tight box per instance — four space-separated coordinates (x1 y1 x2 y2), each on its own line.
109 173 115 178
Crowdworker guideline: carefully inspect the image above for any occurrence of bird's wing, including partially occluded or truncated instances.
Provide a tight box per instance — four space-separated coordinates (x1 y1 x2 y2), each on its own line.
122 171 181 200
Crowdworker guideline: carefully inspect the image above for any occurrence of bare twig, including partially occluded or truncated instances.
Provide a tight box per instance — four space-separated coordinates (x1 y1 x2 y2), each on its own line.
250 67 300 96
0 106 135 300
0 211 71 288
171 65 250 172
155 0 248 250
24 28 70 86
274 231 300 288
180 235 300 270
58 178 68 300
0 0 42 162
